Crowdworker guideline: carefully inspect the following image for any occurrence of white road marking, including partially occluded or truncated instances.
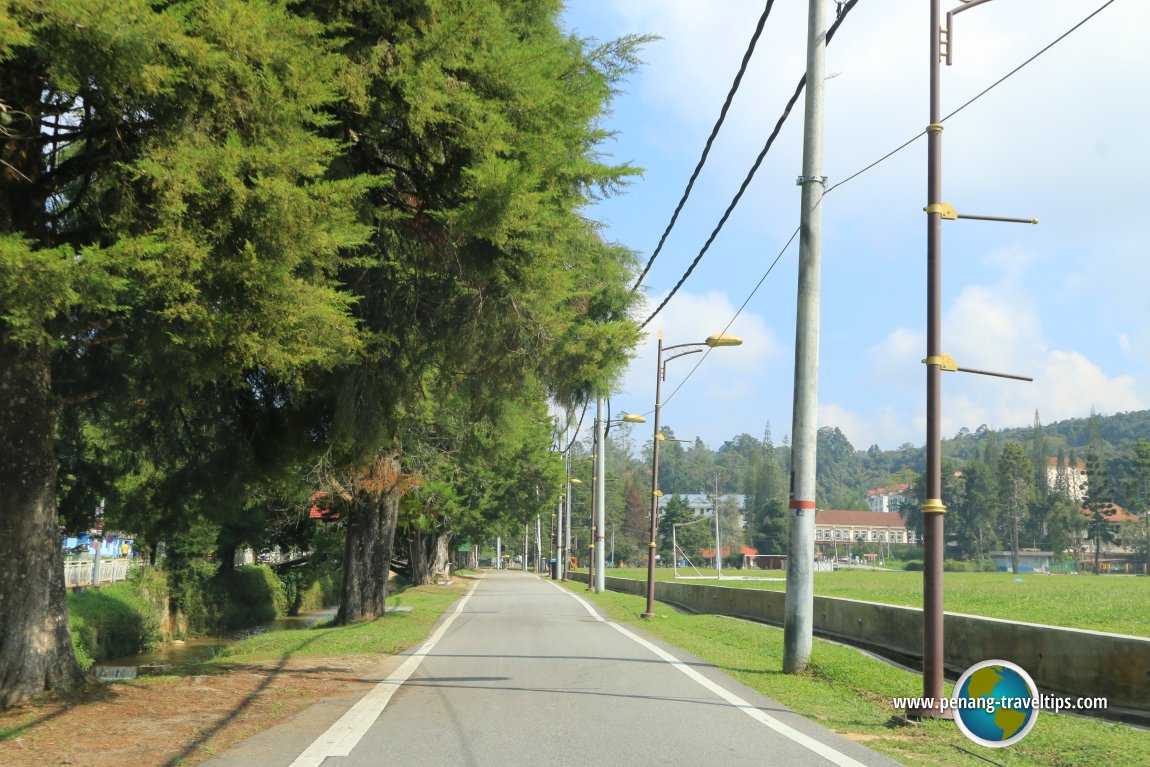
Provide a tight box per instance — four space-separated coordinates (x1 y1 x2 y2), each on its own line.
288 581 479 767
550 581 869 767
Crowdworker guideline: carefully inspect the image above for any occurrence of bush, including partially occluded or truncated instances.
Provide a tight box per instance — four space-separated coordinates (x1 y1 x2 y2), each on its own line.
904 561 923 571
208 564 287 631
67 574 165 662
70 617 96 670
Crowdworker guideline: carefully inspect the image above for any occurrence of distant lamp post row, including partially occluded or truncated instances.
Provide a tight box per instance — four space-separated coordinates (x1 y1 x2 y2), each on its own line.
643 331 742 619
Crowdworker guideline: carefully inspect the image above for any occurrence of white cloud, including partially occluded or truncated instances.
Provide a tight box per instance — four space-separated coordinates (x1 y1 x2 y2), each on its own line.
610 289 784 447
562 1 1150 451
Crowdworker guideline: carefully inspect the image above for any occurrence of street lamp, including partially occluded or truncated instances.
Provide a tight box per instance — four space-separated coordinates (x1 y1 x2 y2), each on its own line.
591 412 646 593
643 331 742 618
564 476 582 581
912 0 1032 718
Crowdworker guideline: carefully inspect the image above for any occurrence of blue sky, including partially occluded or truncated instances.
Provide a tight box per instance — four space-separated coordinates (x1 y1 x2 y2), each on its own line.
559 0 1148 452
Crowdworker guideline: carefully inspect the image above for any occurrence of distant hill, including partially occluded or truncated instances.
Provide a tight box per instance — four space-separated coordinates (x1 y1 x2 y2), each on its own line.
942 409 1150 462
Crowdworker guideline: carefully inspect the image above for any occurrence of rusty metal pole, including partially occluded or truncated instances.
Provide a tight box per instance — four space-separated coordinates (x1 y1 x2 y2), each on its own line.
912 0 951 719
643 332 664 618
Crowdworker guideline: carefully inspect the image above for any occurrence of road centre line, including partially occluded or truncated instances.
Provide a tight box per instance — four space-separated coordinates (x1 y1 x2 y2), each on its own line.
549 580 868 767
288 580 480 767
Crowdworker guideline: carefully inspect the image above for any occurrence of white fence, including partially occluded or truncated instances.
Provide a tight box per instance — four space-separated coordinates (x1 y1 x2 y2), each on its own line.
63 558 134 588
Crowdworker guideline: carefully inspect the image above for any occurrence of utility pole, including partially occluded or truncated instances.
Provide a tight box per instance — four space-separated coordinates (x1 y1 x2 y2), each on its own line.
642 332 665 618
555 487 564 579
783 0 827 675
915 0 949 717
595 396 607 592
563 448 573 581
588 452 596 591
713 473 722 579
909 0 1034 716
536 516 543 573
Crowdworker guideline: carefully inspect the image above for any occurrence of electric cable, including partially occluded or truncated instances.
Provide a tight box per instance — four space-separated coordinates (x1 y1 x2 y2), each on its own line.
826 0 1117 196
660 224 800 410
558 400 589 454
638 0 858 330
630 0 780 293
651 0 1115 406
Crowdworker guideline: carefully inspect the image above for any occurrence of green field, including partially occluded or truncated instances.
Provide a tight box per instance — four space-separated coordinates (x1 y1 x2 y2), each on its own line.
598 567 1150 637
563 582 1149 767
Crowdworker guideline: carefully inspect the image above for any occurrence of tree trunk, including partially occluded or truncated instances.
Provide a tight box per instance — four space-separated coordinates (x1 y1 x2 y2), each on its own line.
335 455 403 625
408 529 453 586
0 341 84 708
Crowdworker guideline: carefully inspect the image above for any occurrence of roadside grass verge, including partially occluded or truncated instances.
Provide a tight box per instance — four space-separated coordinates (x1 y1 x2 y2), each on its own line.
601 568 1150 637
205 582 467 666
565 582 1149 767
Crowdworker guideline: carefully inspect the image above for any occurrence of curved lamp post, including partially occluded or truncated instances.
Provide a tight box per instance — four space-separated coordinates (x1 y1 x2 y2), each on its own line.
643 332 742 618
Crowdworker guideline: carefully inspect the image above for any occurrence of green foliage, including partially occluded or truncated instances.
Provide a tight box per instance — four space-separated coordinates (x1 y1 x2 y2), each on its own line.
657 495 708 562
67 578 165 662
208 565 287 631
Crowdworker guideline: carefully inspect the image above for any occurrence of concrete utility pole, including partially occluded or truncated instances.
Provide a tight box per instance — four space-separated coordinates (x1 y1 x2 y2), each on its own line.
713 473 722 579
783 0 827 675
564 449 573 581
595 396 607 592
536 516 543 573
555 486 564 579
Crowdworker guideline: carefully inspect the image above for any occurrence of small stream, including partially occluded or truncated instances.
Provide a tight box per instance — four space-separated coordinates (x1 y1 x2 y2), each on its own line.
92 607 338 679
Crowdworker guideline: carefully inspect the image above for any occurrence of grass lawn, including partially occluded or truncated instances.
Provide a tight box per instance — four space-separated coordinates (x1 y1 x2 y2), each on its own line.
562 581 1150 767
204 583 466 666
600 567 1150 637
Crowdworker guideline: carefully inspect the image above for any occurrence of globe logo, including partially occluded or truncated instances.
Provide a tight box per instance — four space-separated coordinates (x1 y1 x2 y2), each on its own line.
953 660 1039 747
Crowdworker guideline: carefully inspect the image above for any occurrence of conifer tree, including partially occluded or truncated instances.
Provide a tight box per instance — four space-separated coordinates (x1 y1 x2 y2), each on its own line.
1 0 366 706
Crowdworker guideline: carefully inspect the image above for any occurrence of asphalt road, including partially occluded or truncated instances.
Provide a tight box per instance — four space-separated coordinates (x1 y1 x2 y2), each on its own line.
205 571 903 767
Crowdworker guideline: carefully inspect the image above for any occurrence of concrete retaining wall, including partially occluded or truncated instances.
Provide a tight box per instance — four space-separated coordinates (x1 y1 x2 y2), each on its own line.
571 572 1150 712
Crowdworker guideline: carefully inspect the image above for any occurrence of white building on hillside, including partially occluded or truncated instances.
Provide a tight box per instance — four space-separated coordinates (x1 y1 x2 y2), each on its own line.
866 484 911 514
1046 456 1088 502
657 493 746 519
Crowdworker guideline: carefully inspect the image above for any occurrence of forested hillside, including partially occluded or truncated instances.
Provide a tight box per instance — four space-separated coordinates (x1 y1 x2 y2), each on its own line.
577 409 1150 570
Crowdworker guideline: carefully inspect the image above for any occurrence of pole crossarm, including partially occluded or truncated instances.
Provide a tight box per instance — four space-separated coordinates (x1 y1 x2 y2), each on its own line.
925 203 1037 224
922 353 1033 381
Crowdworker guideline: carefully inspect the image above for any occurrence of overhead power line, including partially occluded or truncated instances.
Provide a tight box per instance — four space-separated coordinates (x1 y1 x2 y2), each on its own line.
827 0 1117 196
629 0 780 294
653 0 1114 408
639 0 858 330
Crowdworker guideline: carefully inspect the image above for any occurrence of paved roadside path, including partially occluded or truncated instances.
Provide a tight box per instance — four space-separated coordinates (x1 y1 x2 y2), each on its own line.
202 572 902 767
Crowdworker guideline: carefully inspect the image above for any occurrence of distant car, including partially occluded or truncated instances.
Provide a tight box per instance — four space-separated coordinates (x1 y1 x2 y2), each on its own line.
69 543 90 554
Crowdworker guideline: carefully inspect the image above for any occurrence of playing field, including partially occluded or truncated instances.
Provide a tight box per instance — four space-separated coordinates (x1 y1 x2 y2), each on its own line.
599 567 1150 637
